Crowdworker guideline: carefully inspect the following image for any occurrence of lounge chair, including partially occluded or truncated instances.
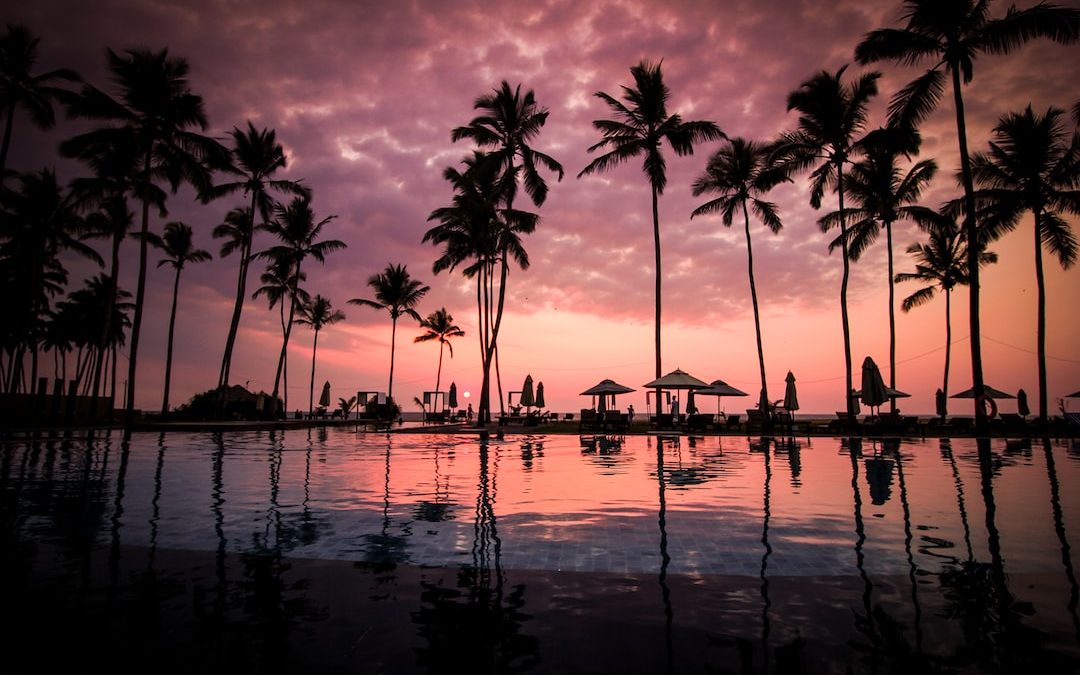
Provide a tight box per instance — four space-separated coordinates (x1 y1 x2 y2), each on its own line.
746 409 771 433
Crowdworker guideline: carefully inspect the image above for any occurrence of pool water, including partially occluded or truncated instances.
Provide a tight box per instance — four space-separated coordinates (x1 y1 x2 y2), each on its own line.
2 429 1079 673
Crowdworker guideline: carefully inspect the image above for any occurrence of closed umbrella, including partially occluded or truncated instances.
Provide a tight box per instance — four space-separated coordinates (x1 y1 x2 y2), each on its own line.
783 371 799 412
850 389 862 416
535 382 545 409
1017 388 1030 417
319 381 331 407
520 374 535 411
448 382 458 409
935 388 947 417
860 357 889 413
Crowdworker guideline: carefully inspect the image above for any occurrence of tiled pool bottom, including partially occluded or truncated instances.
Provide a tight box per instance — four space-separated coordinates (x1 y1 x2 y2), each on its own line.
3 430 1080 672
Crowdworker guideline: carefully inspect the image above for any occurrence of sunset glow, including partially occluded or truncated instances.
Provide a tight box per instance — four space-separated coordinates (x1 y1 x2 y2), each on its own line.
6 0 1079 415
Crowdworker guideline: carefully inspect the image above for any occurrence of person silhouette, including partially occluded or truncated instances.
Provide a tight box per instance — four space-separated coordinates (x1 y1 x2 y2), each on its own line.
628 404 635 425
467 403 474 422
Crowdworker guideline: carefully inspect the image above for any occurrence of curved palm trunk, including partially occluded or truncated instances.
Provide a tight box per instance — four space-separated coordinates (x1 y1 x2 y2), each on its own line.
160 264 182 416
219 192 258 389
886 220 896 413
308 327 320 417
1033 210 1049 424
742 203 769 405
434 341 445 403
942 289 952 418
837 162 854 416
93 230 123 405
951 68 986 431
124 152 154 427
270 276 299 419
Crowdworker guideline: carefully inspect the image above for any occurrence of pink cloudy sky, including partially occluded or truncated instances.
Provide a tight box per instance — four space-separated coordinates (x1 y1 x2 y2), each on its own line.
8 0 1080 415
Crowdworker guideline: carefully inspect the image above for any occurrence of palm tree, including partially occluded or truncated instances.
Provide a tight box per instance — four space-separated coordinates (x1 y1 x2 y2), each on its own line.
257 195 343 416
64 48 229 425
451 81 562 419
777 66 880 415
414 307 465 406
895 214 996 415
578 60 724 380
154 221 211 416
295 294 345 417
820 128 937 410
969 105 1079 423
690 137 789 409
350 264 429 405
252 253 308 417
855 0 1080 427
0 24 79 188
212 122 307 392
0 168 101 393
55 273 133 399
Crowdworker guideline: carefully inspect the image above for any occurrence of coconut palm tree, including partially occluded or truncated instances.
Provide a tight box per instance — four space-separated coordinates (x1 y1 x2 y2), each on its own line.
820 128 937 410
252 253 308 417
895 213 996 415
450 82 562 419
969 105 1079 423
256 195 343 416
414 307 465 405
0 168 101 393
351 264 429 405
0 24 79 188
578 60 724 380
212 122 307 392
295 294 345 417
64 48 230 425
777 66 880 415
690 137 790 409
855 0 1080 427
154 221 211 416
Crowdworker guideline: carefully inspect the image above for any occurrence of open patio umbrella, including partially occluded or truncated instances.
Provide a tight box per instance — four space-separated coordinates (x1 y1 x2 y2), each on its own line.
696 379 747 415
1017 388 1030 417
448 382 458 409
644 369 709 415
783 371 799 412
860 357 889 413
520 375 535 411
950 385 1016 399
319 381 331 407
535 382 545 409
581 379 635 412
1068 390 1080 398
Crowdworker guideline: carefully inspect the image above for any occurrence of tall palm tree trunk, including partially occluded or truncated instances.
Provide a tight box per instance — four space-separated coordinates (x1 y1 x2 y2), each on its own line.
651 185 662 379
219 192 258 389
160 264 182 416
124 151 154 427
93 231 122 404
434 341 444 402
943 289 952 418
0 104 14 190
951 69 985 430
270 283 298 419
742 203 769 405
837 162 854 416
886 220 896 413
388 316 398 403
308 327 320 417
1033 210 1048 423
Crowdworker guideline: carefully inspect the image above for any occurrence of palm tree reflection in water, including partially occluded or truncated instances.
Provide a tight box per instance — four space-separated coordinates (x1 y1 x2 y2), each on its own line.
1041 438 1080 639
654 435 675 674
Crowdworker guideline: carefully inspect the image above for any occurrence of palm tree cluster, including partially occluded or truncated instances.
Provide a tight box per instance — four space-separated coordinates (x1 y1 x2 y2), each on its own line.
1 26 347 422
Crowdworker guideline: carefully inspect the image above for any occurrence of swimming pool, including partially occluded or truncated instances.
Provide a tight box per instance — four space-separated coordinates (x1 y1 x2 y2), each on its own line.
2 429 1078 672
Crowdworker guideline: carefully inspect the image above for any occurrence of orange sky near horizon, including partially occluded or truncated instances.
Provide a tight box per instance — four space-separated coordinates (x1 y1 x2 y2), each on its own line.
6 0 1080 416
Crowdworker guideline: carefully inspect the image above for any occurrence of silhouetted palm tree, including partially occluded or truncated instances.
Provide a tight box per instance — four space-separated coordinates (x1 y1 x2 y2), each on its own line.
691 137 789 409
295 294 344 417
212 122 307 392
0 24 79 188
821 128 936 410
414 308 465 405
64 48 229 424
969 105 1079 422
257 195 342 416
52 273 133 398
579 60 724 380
0 168 100 393
451 82 562 420
253 253 308 416
351 264 429 405
855 0 1080 427
895 213 996 413
154 221 210 416
778 66 880 415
